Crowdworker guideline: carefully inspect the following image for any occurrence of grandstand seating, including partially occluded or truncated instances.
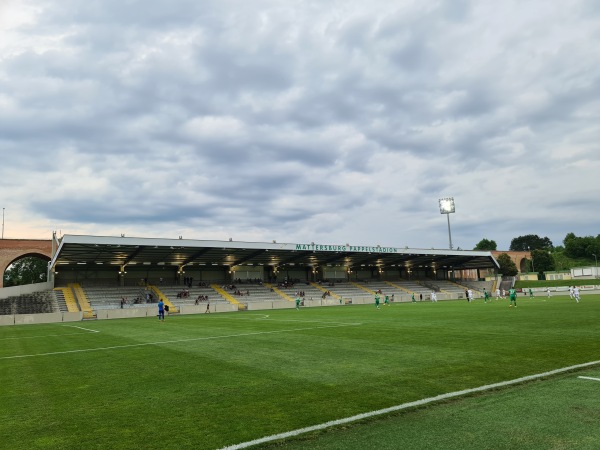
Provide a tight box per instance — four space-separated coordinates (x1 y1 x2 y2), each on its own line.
458 280 495 296
84 286 153 310
159 285 230 307
0 291 57 315
428 280 469 297
53 289 69 312
310 281 367 300
0 278 502 316
225 283 282 302
274 283 327 302
386 280 433 296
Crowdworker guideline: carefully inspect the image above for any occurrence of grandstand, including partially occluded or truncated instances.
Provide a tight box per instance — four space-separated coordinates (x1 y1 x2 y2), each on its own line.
1 234 502 322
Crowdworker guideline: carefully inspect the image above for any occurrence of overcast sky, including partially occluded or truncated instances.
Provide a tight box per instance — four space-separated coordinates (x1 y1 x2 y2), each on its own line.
1 0 598 250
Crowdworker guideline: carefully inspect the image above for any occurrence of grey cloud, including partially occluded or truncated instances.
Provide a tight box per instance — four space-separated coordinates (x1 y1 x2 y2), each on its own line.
1 0 598 251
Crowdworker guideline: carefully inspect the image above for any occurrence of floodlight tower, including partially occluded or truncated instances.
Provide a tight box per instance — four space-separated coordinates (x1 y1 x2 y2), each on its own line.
438 197 455 250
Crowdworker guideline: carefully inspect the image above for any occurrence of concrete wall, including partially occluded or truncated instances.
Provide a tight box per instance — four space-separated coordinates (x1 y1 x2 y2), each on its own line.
0 315 15 326
1 311 82 326
96 307 156 320
179 303 238 314
246 301 296 310
0 281 54 299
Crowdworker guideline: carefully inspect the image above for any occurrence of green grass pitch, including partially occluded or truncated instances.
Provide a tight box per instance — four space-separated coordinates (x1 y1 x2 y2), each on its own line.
1 295 600 449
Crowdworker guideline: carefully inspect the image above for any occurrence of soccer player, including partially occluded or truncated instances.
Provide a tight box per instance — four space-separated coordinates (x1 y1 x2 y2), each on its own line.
205 301 210 313
384 295 390 306
295 296 301 310
546 287 551 298
158 300 165 321
569 286 574 299
411 293 416 303
495 288 501 300
528 288 534 298
467 289 474 303
375 294 380 309
573 286 580 303
508 288 517 307
483 288 490 303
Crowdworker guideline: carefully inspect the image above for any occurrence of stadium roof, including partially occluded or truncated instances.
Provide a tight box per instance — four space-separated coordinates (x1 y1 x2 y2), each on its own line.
50 235 500 272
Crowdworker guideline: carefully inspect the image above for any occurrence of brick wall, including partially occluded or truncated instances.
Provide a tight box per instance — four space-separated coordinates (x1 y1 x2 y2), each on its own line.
0 239 52 288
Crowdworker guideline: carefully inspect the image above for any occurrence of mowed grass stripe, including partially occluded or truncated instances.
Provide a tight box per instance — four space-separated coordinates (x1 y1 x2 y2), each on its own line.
256 368 600 450
0 296 598 449
0 322 362 360
223 359 600 450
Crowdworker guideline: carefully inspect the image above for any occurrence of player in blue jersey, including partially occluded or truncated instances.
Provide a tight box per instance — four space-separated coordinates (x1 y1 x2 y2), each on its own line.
158 300 165 321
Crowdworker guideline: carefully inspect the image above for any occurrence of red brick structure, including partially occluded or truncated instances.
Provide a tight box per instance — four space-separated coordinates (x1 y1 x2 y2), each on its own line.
491 250 531 273
0 239 52 288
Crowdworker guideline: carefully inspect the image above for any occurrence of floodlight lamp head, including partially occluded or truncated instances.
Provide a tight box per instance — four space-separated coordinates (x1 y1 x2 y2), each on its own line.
439 197 455 214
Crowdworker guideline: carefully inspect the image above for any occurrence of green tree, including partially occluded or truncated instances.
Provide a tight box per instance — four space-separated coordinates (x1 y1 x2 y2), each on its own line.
3 256 48 287
552 251 571 271
496 253 518 276
509 234 553 251
473 238 497 251
563 232 600 259
530 249 555 274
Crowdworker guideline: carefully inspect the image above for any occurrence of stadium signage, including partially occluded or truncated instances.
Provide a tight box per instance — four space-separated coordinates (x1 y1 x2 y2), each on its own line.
295 243 399 253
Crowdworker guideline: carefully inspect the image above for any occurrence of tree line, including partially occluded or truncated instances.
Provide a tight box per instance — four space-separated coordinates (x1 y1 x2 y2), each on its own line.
474 232 600 277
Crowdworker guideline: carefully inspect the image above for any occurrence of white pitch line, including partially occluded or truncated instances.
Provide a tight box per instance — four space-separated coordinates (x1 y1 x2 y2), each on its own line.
0 325 100 341
218 315 362 326
0 332 97 341
578 376 600 381
219 359 600 450
0 323 360 361
62 325 100 333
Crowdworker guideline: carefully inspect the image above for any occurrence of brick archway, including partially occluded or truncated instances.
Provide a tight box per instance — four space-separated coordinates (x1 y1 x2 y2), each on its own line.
0 239 52 288
491 251 531 273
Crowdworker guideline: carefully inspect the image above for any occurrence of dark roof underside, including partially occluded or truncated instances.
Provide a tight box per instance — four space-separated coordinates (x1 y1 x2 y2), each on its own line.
51 235 499 272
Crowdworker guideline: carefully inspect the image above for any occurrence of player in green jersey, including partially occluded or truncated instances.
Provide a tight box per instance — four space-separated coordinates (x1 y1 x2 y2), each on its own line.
483 288 490 303
411 293 416 303
384 295 390 306
375 294 380 309
509 288 517 307
295 296 301 310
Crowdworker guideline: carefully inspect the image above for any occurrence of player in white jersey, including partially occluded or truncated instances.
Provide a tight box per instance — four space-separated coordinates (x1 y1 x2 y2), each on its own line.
573 287 580 303
495 288 501 300
569 286 574 299
467 289 474 302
